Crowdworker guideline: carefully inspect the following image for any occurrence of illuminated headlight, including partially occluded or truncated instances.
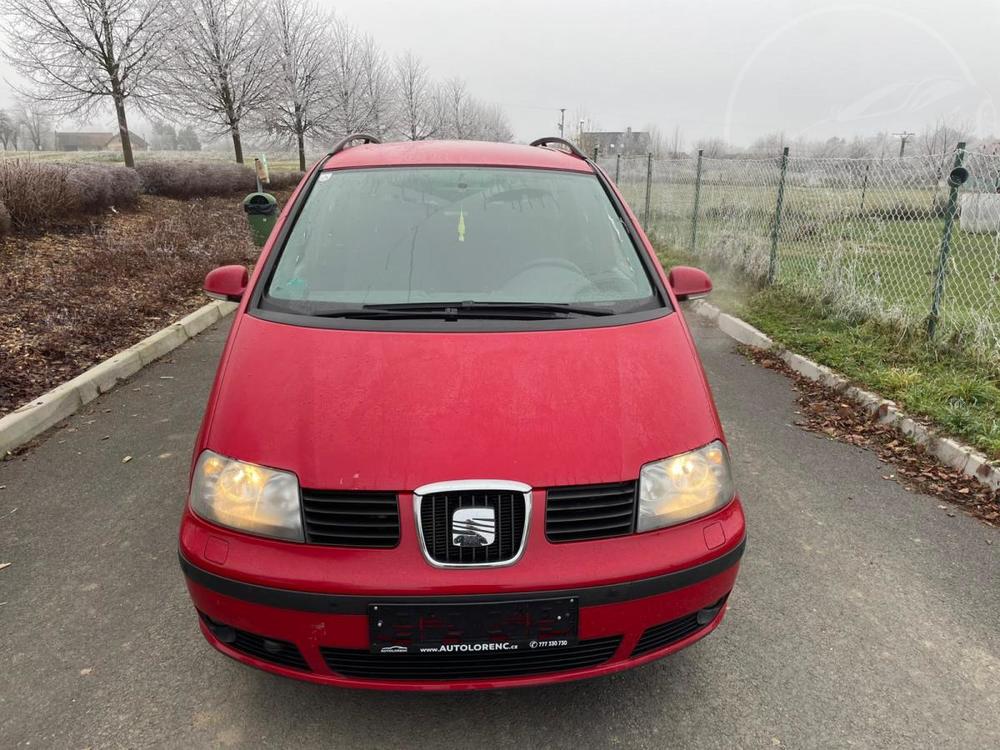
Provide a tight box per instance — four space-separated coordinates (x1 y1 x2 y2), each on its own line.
637 440 735 532
189 451 303 541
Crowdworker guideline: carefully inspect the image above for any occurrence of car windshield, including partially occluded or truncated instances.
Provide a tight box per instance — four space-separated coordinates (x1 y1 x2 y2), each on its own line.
263 167 657 313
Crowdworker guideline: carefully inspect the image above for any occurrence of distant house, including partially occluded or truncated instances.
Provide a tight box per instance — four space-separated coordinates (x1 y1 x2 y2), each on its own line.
581 127 650 157
55 131 148 152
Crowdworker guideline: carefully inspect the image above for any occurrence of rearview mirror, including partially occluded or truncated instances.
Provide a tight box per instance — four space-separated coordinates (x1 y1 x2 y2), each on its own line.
668 266 712 301
204 265 249 302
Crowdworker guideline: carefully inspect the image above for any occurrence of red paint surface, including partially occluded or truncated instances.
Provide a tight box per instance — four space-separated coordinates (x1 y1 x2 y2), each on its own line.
179 140 746 689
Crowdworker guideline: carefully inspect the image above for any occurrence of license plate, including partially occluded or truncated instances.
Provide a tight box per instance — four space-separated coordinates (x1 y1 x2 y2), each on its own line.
369 598 578 654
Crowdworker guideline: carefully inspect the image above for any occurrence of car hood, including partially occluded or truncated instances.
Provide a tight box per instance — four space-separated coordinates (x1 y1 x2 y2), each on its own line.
206 312 722 490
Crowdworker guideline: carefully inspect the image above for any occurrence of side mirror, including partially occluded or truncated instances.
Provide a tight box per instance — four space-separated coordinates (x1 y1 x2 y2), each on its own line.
668 265 713 301
204 265 249 301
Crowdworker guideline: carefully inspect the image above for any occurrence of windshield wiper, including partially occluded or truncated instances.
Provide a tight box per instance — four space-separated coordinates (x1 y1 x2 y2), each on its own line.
361 301 615 317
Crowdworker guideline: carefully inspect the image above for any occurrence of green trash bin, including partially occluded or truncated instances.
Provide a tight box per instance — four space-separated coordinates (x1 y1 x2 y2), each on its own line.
242 192 278 247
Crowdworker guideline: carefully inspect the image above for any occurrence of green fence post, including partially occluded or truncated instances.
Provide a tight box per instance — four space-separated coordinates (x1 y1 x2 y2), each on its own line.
926 141 967 339
768 146 790 285
615 153 621 183
858 163 871 215
643 152 653 228
691 149 704 253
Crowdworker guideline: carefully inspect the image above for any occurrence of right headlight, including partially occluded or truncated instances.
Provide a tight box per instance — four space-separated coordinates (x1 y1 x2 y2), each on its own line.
637 440 735 532
189 450 304 541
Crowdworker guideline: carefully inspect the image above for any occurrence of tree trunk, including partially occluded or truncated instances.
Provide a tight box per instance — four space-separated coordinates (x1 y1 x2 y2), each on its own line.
297 131 306 172
231 124 244 164
113 94 135 168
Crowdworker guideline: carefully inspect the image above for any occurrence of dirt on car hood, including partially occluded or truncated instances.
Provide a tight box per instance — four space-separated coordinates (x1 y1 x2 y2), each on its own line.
205 311 723 490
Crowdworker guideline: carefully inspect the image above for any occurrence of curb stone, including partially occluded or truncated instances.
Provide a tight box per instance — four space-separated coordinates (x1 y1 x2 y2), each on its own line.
0 300 237 458
685 300 1000 492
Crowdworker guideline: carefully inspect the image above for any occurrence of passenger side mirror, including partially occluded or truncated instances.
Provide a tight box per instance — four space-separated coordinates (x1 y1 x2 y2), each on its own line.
204 265 249 302
668 266 712 301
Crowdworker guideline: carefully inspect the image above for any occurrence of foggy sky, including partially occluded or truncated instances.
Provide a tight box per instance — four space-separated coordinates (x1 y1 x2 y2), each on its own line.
3 0 999 147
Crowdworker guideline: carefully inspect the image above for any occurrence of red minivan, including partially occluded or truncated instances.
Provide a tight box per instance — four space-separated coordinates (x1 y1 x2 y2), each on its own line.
179 135 746 690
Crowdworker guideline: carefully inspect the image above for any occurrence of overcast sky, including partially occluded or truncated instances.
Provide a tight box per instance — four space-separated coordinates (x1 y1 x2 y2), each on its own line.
3 0 999 147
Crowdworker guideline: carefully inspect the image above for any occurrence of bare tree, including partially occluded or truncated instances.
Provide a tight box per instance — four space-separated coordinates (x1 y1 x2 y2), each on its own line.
267 0 334 171
844 135 873 159
749 131 786 155
472 102 512 142
358 35 396 138
328 19 370 135
919 118 972 180
158 0 270 163
440 78 483 139
16 98 51 150
2 0 169 167
667 126 684 158
696 138 728 158
919 119 969 157
0 110 19 150
394 51 440 140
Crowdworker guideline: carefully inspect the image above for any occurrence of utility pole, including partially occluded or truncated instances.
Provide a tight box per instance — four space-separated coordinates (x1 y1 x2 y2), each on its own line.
558 108 566 138
893 131 915 157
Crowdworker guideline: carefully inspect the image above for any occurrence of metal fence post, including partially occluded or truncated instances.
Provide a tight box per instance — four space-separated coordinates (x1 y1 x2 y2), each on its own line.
690 149 704 252
858 163 871 215
614 153 621 183
927 141 967 339
768 146 790 285
643 152 653 228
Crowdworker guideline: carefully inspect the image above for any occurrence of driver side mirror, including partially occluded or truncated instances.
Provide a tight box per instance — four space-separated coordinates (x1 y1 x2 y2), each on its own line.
204 265 249 302
668 266 712 301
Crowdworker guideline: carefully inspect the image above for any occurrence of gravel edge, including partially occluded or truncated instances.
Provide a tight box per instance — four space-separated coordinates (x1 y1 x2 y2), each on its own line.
687 299 1000 491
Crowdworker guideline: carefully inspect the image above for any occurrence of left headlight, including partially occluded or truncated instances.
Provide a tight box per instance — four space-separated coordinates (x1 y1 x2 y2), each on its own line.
637 440 735 532
189 450 303 541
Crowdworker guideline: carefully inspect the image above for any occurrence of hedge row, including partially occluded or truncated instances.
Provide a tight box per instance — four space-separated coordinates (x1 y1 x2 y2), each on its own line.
135 161 303 199
0 160 303 232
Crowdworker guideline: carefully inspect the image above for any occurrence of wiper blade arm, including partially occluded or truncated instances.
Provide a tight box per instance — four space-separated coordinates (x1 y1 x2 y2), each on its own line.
362 301 614 317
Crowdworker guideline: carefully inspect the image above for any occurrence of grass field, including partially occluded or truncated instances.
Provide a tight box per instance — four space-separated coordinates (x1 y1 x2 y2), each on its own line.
655 242 1000 461
609 163 1000 363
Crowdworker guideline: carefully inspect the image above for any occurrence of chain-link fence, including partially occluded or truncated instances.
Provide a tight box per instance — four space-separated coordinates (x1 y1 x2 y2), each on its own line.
600 145 1000 363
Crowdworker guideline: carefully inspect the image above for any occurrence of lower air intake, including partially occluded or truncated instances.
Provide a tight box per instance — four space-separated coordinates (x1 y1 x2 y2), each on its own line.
322 636 622 680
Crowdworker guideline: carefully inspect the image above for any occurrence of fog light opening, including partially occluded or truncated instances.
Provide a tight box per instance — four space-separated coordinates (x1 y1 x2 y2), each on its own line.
696 594 729 625
201 613 237 644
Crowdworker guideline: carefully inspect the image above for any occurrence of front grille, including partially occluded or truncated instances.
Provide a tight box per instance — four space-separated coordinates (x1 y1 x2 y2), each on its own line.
301 490 400 548
201 614 310 671
545 481 637 542
418 490 526 565
322 636 621 680
631 612 705 657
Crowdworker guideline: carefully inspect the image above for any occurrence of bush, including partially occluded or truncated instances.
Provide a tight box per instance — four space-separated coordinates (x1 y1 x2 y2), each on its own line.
268 170 304 190
0 158 299 232
0 200 10 239
109 166 141 208
135 161 303 199
0 160 141 229
67 165 113 213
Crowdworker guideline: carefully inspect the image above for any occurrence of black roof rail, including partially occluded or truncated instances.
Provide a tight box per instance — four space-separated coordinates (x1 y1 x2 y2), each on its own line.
529 137 588 160
327 133 382 157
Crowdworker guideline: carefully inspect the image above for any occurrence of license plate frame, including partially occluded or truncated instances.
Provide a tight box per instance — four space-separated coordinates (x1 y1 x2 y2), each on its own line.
369 598 579 654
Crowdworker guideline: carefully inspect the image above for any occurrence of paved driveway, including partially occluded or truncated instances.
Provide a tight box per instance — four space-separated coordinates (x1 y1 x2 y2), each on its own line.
1 315 997 749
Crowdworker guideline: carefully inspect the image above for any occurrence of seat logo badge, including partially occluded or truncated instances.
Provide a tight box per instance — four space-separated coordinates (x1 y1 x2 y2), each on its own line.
451 507 496 547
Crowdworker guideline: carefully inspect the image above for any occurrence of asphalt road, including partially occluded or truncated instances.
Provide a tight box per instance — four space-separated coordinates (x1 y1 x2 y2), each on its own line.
1 314 998 749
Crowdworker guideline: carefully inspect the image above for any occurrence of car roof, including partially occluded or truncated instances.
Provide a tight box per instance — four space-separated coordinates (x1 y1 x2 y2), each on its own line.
321 139 594 173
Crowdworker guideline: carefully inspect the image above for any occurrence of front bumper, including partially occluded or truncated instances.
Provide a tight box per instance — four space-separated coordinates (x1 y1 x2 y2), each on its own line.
179 533 745 690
